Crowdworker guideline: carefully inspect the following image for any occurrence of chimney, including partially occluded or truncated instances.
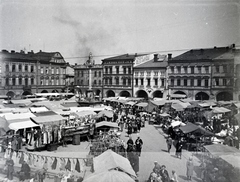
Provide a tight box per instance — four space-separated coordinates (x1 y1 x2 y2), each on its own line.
190 49 193 53
168 53 172 60
232 44 235 48
31 50 34 53
214 46 217 49
1 50 8 53
11 50 15 53
39 50 42 52
154 54 159 62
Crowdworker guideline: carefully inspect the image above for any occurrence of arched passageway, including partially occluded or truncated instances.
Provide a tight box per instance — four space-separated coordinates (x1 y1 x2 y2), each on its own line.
106 90 115 97
174 91 186 95
119 91 131 97
6 91 15 98
136 90 148 98
216 92 233 101
41 90 48 93
152 90 163 98
195 92 209 100
96 90 101 96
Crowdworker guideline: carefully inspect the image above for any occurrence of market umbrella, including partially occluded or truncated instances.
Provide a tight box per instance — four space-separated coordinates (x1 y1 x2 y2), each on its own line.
83 170 135 182
96 110 114 118
0 116 10 133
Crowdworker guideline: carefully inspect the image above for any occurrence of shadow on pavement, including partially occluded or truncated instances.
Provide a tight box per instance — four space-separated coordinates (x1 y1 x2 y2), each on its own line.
178 175 189 181
192 176 203 182
161 149 168 153
193 165 203 179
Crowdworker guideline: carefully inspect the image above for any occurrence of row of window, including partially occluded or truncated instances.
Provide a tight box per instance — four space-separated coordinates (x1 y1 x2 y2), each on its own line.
104 66 131 74
5 64 64 75
76 80 102 86
5 78 63 86
135 78 165 87
105 78 131 86
134 71 166 77
76 71 102 77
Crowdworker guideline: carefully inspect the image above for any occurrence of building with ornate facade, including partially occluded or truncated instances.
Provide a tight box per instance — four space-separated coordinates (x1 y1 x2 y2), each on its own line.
168 45 237 101
0 50 68 97
74 53 102 98
233 49 240 101
133 54 169 98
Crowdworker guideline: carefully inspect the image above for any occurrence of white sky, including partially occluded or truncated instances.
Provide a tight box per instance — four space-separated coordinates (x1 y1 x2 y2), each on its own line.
1 0 240 64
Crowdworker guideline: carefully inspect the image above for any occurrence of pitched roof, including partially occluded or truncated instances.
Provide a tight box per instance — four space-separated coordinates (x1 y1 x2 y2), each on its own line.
134 56 168 68
103 53 147 61
171 47 233 61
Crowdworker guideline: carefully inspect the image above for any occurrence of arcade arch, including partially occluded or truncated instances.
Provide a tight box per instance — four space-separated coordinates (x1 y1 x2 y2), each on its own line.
119 90 131 97
195 92 209 100
216 91 233 101
106 90 115 97
136 90 148 98
152 90 163 98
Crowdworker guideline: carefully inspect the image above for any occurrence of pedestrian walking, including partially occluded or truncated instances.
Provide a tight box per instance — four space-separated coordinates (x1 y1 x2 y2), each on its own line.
135 135 143 156
166 137 173 153
160 165 170 182
186 157 194 180
175 140 183 159
19 160 31 181
127 136 134 152
170 170 178 182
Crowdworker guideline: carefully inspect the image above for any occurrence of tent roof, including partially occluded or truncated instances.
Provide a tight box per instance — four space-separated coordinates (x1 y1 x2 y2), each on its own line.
160 113 170 117
204 144 240 156
96 121 119 128
0 116 10 132
212 107 231 114
179 122 214 136
94 149 136 178
83 170 135 182
96 110 114 118
73 110 97 117
150 100 166 106
124 101 136 106
170 94 186 98
219 155 240 169
135 102 148 107
0 112 36 120
30 114 65 125
10 99 32 106
8 118 39 131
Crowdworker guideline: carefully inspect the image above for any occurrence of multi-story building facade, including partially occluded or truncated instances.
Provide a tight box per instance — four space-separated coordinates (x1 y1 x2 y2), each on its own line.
233 49 240 101
0 50 67 97
133 54 168 98
102 53 157 98
168 46 236 101
74 54 102 98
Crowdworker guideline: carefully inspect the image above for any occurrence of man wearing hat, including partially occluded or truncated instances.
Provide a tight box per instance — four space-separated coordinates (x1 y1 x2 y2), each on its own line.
153 161 161 176
160 165 170 182
135 134 143 156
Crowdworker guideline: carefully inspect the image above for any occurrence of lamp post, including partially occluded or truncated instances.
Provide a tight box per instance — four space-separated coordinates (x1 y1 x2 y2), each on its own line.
85 52 95 99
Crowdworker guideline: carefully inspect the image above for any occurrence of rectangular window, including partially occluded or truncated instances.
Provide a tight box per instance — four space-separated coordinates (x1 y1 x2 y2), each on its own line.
215 78 219 86
161 79 165 87
191 79 194 86
25 78 28 85
147 72 151 76
56 68 59 74
177 79 181 86
128 67 131 74
184 66 188 73
31 78 34 85
19 78 22 85
99 71 101 77
56 79 59 85
215 66 220 73
116 67 119 74
5 78 9 86
205 66 209 73
41 67 43 74
170 67 174 73
197 66 201 73
135 72 139 77
51 68 54 74
128 79 131 85
80 80 83 85
105 78 108 85
140 72 144 76
222 65 227 73
123 78 126 85
99 80 101 85
40 79 43 85
25 65 28 72
191 66 194 74
147 78 150 86
45 79 48 85
31 65 34 73
46 67 48 74
154 71 158 76
205 79 209 87
12 65 16 72
223 78 227 86
6 65 9 72
109 78 112 85
51 79 54 85
123 67 126 74
116 78 119 85
197 79 201 86
18 65 22 72
94 71 97 77
177 66 181 73
154 78 158 86
12 78 16 86
171 79 174 86
184 79 187 86
109 67 112 74
135 79 138 86
141 78 144 85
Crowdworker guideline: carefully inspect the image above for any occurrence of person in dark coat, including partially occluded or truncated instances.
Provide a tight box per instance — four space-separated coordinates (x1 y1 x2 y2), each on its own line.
127 122 132 136
19 160 31 181
127 136 134 152
166 137 173 153
135 135 143 156
160 165 170 182
5 157 14 181
175 140 183 159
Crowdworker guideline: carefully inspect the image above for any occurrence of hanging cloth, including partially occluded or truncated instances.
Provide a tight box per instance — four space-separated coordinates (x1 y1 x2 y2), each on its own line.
75 159 80 173
51 157 57 170
65 158 71 171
